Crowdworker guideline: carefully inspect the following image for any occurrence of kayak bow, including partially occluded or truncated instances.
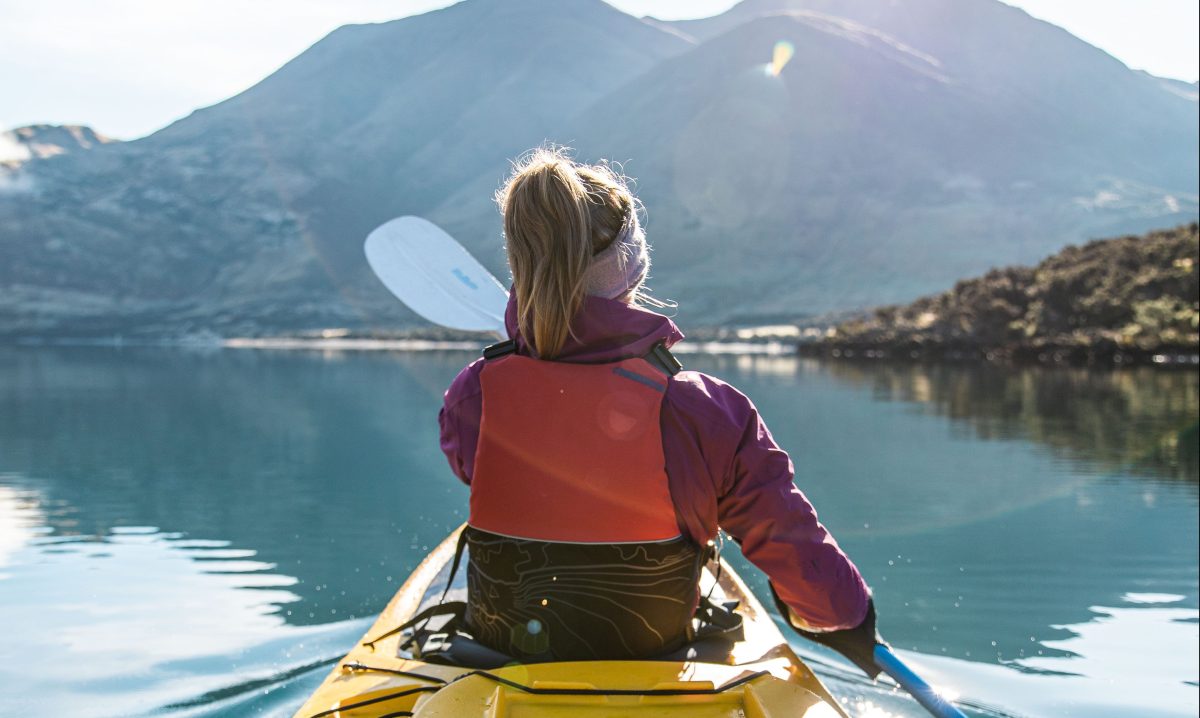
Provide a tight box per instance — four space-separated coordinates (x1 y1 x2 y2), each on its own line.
294 525 850 717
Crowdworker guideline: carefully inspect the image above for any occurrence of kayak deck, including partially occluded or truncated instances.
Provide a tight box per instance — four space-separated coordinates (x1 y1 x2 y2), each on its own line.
293 527 848 717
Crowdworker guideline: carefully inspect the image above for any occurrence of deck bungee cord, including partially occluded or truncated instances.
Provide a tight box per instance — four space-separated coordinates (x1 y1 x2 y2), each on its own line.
341 662 449 684
305 686 441 718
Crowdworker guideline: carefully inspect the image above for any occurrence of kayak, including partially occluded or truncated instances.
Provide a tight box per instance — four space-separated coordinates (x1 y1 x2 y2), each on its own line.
293 525 849 717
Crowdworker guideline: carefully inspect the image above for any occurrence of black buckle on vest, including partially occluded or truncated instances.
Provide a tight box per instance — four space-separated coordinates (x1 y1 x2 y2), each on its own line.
482 339 516 360
645 342 683 377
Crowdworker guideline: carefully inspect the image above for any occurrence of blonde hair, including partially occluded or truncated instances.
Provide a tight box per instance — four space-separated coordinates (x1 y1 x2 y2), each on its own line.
496 147 658 359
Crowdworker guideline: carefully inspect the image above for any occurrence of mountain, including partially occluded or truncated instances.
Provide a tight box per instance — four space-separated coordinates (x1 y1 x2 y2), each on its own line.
658 0 1198 190
659 1 1197 183
565 9 1197 317
0 0 1196 338
0 0 689 337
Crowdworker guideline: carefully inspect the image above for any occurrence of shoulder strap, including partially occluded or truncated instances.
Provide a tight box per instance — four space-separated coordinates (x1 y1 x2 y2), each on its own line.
439 529 469 605
482 339 516 360
486 337 678 374
644 341 683 377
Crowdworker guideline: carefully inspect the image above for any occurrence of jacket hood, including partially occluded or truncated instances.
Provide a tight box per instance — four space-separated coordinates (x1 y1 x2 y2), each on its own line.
504 292 683 363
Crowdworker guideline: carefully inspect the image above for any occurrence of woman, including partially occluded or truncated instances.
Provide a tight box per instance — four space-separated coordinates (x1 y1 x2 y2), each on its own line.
439 147 881 676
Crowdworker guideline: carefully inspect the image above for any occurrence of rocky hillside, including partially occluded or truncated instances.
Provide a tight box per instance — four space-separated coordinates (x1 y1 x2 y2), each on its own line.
810 224 1199 363
1 0 1196 338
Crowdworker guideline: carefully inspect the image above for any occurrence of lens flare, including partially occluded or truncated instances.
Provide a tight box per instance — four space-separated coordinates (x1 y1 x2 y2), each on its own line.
769 40 795 77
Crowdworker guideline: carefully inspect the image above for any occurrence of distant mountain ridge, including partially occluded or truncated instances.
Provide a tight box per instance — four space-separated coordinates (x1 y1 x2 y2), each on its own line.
0 125 117 165
1 0 1196 338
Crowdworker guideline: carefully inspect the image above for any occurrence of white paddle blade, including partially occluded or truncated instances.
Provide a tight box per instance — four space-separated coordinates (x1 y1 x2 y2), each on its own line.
364 216 509 333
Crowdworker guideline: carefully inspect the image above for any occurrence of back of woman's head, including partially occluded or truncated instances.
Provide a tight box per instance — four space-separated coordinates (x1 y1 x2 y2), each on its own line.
496 147 647 359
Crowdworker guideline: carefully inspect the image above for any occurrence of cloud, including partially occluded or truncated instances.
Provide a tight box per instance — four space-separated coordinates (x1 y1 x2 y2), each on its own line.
0 133 32 163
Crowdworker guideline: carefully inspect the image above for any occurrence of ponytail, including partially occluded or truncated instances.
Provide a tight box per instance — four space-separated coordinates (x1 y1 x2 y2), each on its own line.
496 147 634 359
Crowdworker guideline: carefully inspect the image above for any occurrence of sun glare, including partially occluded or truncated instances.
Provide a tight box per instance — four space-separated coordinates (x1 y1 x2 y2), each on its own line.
769 40 795 77
0 485 41 577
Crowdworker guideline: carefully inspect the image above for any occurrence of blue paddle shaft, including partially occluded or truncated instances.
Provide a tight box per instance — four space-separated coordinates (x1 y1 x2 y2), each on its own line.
873 645 968 718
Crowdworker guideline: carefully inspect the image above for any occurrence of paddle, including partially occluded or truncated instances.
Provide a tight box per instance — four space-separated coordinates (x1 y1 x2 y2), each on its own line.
363 215 971 718
874 645 968 718
364 216 508 334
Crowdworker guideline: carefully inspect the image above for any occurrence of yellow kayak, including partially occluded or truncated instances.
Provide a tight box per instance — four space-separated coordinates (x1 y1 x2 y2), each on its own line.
293 526 849 717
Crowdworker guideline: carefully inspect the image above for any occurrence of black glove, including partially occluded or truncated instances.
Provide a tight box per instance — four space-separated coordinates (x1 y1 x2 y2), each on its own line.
770 583 884 679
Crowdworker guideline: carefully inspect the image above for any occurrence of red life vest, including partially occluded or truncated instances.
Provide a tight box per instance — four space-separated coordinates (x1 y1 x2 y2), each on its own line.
463 342 702 661
469 352 681 543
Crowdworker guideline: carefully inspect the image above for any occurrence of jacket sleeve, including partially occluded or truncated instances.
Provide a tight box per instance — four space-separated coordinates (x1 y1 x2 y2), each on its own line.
438 358 485 485
676 372 870 631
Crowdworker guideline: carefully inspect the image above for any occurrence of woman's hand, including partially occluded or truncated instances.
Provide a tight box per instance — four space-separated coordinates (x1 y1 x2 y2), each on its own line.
771 584 885 679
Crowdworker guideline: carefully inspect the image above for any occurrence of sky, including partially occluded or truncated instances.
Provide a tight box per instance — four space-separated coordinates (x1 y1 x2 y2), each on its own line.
1 0 1197 140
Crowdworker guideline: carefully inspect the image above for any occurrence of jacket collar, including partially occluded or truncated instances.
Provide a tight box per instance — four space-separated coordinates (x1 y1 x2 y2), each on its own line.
504 292 683 363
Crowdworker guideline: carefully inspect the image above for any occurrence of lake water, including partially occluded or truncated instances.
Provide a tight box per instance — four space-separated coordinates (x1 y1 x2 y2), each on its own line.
1 346 1196 717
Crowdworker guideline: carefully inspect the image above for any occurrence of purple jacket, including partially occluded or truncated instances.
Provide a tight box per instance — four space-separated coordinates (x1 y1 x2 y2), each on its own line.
439 294 871 631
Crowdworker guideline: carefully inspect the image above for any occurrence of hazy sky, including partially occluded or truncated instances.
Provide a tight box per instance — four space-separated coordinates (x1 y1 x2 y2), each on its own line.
2 0 1197 140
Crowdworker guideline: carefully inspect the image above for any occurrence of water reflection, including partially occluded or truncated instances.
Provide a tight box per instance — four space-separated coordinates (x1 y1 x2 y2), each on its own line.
1 347 1197 717
695 355 1199 483
820 360 1199 483
0 346 470 627
0 483 44 579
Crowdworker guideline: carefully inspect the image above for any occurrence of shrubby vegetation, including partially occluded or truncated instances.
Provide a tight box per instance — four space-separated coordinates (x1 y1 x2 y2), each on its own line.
811 224 1199 364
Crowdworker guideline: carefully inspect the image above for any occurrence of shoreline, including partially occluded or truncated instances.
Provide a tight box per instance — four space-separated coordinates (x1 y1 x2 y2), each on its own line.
5 335 800 356
222 336 800 355
798 341 1200 367
8 334 1197 366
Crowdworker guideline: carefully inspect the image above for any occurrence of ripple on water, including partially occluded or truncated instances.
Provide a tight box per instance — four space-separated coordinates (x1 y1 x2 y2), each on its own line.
0 490 365 717
884 597 1200 718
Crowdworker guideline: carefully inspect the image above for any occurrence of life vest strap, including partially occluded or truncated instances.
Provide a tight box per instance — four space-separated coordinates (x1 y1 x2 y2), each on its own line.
480 337 682 377
645 341 683 377
482 339 516 360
